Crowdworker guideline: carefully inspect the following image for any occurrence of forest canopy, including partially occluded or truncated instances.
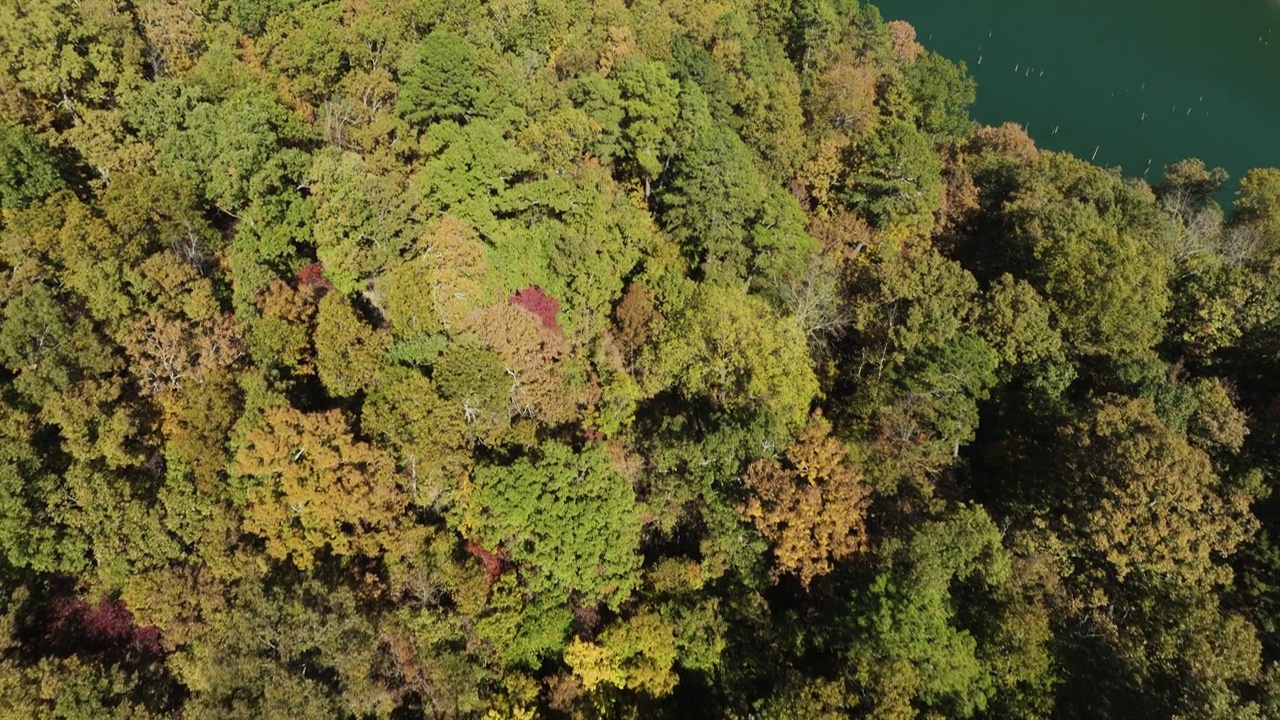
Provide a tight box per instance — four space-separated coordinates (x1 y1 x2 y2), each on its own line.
2 1 1280 718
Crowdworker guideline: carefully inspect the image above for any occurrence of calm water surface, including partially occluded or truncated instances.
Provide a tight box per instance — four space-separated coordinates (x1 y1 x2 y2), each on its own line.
875 0 1280 199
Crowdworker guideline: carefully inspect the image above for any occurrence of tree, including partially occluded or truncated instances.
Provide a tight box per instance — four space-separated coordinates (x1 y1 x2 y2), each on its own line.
159 370 242 495
226 0 309 36
233 405 409 570
121 251 243 396
361 366 471 508
979 274 1064 372
613 59 680 195
644 285 819 433
1163 262 1273 363
0 0 145 118
981 152 1173 359
313 293 390 398
307 150 418 294
901 51 976 139
397 30 488 128
0 401 71 573
542 161 651 336
839 119 943 232
1056 396 1255 589
1 194 146 337
174 577 388 719
378 215 496 341
472 573 574 671
805 53 880 137
1235 168 1280 253
659 122 765 283
730 34 807 180
134 0 206 77
245 277 319 377
564 610 678 697
433 334 514 442
886 20 924 63
1156 158 1229 216
0 278 119 408
467 301 582 426
740 411 871 586
411 118 532 227
656 84 815 291
0 124 63 211
152 86 312 271
838 239 999 486
842 505 1014 720
258 3 349 110
459 442 642 608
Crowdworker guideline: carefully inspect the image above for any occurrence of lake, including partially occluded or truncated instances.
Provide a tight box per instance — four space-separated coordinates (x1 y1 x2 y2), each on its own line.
873 0 1280 202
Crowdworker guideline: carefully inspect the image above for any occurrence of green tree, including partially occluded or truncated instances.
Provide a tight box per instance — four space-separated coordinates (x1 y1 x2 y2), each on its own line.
0 276 119 409
361 366 471 508
660 121 764 283
0 0 145 117
459 441 642 608
644 284 819 433
614 59 680 196
0 124 63 211
397 30 488 128
307 149 418 294
729 33 807 180
979 273 1065 373
152 86 313 273
258 3 349 108
175 577 387 719
411 118 532 229
978 152 1173 359
657 84 816 290
900 51 976 139
842 505 1014 720
433 334 513 442
839 239 999 487
1235 167 1280 253
839 119 943 232
472 573 573 670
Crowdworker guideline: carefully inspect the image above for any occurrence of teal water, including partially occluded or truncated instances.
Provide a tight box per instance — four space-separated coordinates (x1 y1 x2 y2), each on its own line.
874 0 1280 200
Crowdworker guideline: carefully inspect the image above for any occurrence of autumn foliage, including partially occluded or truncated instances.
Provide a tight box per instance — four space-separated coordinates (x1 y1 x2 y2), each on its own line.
741 411 872 586
509 286 562 333
2 2 1280 718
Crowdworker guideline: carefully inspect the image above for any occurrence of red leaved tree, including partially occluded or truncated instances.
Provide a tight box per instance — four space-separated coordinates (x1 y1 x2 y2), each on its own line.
510 286 561 334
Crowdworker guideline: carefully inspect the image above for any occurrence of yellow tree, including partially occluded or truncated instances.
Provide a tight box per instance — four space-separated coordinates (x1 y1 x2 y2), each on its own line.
233 406 409 570
247 277 322 376
804 51 880 138
1062 396 1256 589
379 215 495 338
740 411 871 586
123 301 242 396
467 302 582 426
564 610 679 697
362 366 472 509
313 293 390 397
